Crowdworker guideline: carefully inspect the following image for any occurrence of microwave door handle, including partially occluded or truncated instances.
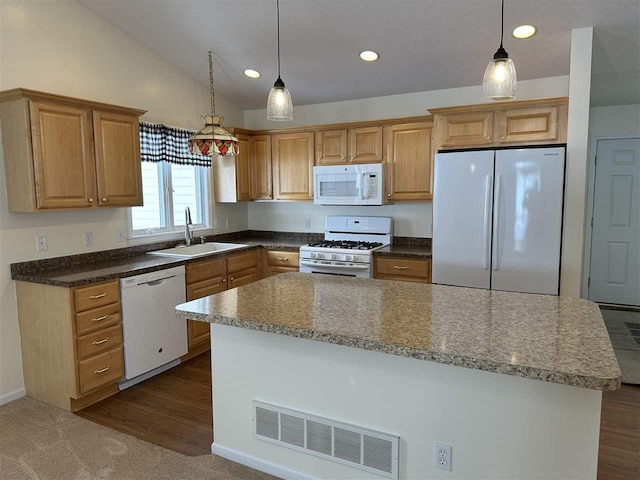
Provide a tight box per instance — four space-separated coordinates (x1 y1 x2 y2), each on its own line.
361 173 367 199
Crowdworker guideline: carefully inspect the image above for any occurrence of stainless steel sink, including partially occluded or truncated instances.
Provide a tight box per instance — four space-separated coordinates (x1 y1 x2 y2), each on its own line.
147 242 249 258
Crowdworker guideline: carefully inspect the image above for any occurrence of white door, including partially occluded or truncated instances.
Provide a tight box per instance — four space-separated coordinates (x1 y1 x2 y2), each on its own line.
589 138 640 306
432 150 495 289
492 147 565 294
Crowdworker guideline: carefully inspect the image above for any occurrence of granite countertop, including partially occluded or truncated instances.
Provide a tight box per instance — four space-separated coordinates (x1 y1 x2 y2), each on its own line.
10 231 430 287
176 272 621 391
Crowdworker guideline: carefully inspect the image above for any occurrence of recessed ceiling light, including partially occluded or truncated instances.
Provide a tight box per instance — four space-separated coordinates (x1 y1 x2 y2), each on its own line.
244 69 261 78
513 25 537 39
359 50 379 62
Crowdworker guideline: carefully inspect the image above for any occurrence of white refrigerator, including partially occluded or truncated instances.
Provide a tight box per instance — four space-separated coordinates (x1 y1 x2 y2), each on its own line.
432 147 565 295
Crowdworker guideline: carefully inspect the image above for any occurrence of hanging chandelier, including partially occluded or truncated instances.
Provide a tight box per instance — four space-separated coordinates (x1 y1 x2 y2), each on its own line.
267 0 293 120
188 51 239 156
482 0 517 101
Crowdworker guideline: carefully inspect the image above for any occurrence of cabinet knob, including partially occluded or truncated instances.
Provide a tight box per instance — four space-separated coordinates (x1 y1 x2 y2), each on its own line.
222 278 226 282
229 277 234 281
485 135 491 140
102 198 107 203
88 198 94 203
387 193 391 197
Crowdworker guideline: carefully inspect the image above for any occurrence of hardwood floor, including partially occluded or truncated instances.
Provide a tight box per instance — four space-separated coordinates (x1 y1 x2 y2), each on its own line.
76 353 213 456
78 352 640 478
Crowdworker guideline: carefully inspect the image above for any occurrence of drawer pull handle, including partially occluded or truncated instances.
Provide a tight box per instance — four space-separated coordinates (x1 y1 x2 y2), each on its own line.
89 293 108 299
92 338 110 345
91 314 109 323
94 366 111 374
393 265 409 270
102 198 108 203
277 257 289 262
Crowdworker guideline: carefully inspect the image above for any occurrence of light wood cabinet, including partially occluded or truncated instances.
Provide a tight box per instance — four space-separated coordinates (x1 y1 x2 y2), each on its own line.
214 133 252 202
385 121 433 201
272 132 314 200
431 98 568 150
265 250 300 276
250 135 273 200
16 279 124 411
184 250 260 355
0 88 145 212
315 126 383 165
374 256 432 283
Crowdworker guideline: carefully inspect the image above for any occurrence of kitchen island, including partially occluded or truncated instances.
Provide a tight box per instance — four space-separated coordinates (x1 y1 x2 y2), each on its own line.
176 273 620 480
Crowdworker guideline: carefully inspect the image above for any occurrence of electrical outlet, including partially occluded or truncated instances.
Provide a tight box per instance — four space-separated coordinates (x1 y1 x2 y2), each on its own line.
116 229 125 242
84 231 94 246
226 218 231 228
434 443 452 471
304 218 311 230
36 235 48 252
213 218 222 229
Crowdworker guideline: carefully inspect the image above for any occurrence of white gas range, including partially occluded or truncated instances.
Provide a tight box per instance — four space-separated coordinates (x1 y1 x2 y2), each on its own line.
299 216 393 278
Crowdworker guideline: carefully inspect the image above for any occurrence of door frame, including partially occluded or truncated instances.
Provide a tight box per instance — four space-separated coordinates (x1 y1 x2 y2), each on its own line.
582 134 640 300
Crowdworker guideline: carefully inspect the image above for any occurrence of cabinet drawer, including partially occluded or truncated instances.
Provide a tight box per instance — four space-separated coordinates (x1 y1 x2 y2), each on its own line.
75 302 121 336
77 346 124 394
77 324 123 360
266 250 299 267
375 257 431 278
74 281 119 312
186 258 226 285
227 250 259 274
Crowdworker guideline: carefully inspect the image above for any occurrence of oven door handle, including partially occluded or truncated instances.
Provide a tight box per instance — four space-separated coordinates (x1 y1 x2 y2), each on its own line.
299 261 370 270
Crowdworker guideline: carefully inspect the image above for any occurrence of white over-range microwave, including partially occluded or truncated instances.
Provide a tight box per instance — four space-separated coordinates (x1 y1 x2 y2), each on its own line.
313 164 384 205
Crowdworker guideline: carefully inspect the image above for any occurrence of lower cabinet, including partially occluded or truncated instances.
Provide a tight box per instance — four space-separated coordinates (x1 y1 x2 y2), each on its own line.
183 249 260 358
16 279 124 411
265 250 300 276
374 256 432 283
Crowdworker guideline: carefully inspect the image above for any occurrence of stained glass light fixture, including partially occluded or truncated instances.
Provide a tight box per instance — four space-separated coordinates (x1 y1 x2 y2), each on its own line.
267 0 293 121
482 0 517 101
188 51 239 156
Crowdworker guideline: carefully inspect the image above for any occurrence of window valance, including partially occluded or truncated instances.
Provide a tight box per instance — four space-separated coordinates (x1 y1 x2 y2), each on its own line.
139 122 211 167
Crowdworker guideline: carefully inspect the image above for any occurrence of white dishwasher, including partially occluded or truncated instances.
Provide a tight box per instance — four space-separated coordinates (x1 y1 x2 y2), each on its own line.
120 265 187 389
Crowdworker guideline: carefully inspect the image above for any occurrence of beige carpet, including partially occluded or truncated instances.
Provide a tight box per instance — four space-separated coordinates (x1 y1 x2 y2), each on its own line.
0 397 276 480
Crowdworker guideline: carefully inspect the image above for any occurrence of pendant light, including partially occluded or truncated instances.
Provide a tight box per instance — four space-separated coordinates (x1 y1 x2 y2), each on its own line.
267 0 293 120
482 0 517 101
188 51 239 156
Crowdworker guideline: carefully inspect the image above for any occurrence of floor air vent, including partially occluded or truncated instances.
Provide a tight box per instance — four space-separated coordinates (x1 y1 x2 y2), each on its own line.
253 401 399 479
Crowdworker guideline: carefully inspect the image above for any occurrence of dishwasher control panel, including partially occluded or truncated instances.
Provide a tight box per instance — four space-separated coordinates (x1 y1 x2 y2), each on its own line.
120 265 186 288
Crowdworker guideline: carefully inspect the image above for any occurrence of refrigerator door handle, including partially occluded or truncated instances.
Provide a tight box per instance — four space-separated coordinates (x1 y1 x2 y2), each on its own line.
493 174 502 271
483 174 493 270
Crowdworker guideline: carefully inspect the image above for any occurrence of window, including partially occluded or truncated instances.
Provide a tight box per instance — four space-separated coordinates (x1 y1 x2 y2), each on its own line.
128 123 212 238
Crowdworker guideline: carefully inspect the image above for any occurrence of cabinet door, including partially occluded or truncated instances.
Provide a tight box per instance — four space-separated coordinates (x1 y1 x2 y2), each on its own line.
385 122 433 201
29 101 97 209
228 268 258 289
250 135 273 199
227 250 259 274
235 133 252 201
436 111 493 148
272 132 314 200
186 277 226 348
495 105 561 144
349 126 383 163
93 111 142 207
315 129 348 165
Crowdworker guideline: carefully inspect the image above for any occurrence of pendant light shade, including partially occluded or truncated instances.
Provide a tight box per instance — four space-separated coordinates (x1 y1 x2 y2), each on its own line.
482 0 517 101
188 51 239 156
267 0 293 121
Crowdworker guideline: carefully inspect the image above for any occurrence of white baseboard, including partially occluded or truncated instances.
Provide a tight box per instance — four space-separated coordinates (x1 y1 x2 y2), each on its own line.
212 443 320 480
0 388 26 406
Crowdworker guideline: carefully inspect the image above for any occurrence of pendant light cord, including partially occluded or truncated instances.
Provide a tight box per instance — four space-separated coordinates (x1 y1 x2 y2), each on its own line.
276 0 281 78
208 50 216 116
500 0 504 48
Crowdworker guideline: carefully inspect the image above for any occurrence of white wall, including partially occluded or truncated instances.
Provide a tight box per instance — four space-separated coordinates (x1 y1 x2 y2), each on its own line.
589 104 640 137
0 0 246 403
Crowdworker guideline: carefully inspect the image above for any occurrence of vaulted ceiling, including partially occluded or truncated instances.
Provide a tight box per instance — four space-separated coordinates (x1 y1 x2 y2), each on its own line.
79 0 640 109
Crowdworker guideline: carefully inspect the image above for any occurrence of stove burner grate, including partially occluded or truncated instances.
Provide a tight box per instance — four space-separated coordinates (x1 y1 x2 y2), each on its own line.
306 240 384 250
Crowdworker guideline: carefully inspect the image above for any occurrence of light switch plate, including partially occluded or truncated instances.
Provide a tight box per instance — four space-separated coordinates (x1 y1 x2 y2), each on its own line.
84 231 94 246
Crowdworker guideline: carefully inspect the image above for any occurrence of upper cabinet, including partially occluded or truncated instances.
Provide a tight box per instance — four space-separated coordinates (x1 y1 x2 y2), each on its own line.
315 126 383 165
250 134 273 200
431 98 568 150
272 132 314 201
0 89 146 212
214 132 252 202
385 120 433 201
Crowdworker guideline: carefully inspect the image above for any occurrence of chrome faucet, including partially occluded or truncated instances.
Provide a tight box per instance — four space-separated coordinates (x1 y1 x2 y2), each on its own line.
184 207 194 246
